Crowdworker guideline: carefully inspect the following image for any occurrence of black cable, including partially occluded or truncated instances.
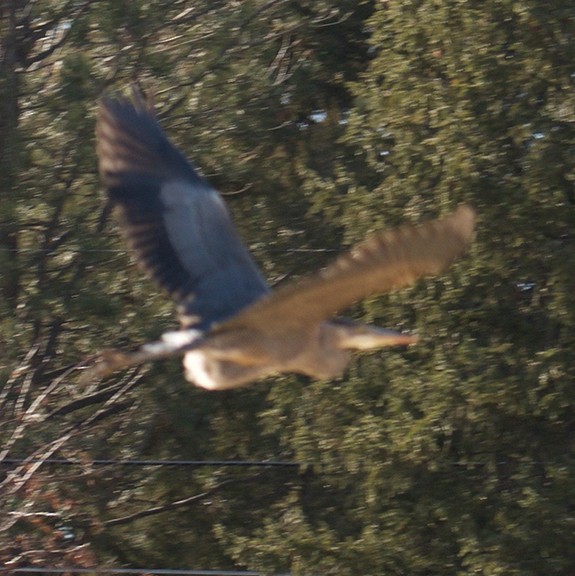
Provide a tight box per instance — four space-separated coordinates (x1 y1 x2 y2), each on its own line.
0 458 299 468
9 569 266 575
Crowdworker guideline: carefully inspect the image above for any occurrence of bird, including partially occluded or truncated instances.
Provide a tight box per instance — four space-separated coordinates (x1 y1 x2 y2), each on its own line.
93 89 475 390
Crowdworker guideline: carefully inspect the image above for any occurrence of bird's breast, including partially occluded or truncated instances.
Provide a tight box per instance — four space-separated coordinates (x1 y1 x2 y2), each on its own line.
183 350 220 390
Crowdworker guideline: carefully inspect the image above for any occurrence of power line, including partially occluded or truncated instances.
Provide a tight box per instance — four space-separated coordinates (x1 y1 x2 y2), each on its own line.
0 248 128 253
1 457 565 469
0 458 300 468
0 247 339 254
9 569 271 575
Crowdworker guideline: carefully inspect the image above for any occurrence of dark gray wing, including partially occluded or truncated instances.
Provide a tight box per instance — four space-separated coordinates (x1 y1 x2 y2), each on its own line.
96 95 269 330
219 205 475 333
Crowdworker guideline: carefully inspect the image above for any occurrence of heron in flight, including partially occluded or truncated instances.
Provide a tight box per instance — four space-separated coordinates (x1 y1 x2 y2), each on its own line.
94 91 475 390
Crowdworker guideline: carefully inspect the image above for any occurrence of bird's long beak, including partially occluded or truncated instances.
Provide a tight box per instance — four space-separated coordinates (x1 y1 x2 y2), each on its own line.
334 322 418 350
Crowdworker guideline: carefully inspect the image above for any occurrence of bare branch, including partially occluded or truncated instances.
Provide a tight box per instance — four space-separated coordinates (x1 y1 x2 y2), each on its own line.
102 479 237 527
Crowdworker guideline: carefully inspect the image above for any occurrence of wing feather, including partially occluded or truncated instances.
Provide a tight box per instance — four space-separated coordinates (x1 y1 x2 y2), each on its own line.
220 206 475 332
96 95 269 330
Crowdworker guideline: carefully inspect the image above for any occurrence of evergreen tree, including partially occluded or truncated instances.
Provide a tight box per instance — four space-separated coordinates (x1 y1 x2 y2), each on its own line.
1 0 377 570
243 1 575 574
3 0 574 573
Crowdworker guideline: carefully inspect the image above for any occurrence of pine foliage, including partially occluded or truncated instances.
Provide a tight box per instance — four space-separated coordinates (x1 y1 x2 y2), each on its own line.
1 1 574 573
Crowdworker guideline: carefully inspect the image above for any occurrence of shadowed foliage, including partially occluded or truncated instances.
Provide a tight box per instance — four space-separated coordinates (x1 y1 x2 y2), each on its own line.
1 0 574 574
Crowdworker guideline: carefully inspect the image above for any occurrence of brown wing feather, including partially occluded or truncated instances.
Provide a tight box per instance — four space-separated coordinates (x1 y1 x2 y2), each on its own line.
219 205 475 332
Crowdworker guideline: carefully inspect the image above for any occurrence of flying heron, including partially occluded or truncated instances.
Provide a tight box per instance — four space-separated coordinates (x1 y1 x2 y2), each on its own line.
93 91 475 390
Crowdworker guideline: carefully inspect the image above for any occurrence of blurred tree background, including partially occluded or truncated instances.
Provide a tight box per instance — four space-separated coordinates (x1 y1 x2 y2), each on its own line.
1 0 574 574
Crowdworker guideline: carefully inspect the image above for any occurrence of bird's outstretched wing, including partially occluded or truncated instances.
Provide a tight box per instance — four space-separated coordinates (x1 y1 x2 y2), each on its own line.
96 93 269 330
219 205 475 333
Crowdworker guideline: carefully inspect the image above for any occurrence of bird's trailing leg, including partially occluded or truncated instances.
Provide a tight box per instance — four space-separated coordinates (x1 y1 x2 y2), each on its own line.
83 330 203 382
